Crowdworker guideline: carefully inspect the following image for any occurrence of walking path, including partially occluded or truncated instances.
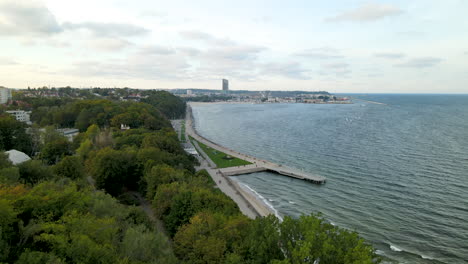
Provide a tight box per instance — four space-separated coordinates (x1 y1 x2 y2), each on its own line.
186 106 326 184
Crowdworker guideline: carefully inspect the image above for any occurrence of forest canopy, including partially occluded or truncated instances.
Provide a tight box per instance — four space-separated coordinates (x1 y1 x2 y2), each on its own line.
0 88 380 264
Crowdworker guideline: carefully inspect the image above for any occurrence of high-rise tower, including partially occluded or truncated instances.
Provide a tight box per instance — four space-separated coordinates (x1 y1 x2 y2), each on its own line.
222 79 229 92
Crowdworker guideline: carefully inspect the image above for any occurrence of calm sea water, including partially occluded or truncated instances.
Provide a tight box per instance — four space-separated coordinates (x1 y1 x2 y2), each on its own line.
191 94 468 264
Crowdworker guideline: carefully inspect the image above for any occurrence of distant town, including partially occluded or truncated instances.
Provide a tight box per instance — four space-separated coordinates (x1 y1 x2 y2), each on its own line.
0 80 351 110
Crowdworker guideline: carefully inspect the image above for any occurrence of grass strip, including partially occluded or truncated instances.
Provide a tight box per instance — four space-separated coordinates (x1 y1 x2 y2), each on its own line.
189 136 252 168
180 121 186 142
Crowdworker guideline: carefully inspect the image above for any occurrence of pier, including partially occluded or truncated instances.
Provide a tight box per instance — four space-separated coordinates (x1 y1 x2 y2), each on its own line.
186 105 326 184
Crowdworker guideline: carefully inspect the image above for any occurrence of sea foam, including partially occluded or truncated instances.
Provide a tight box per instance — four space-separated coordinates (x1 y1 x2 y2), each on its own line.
239 182 284 221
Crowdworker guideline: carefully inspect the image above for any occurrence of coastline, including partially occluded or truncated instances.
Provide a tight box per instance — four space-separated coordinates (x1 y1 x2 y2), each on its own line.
185 103 276 219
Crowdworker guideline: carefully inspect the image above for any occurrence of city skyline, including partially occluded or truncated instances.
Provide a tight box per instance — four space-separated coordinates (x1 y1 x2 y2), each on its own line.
1 0 467 93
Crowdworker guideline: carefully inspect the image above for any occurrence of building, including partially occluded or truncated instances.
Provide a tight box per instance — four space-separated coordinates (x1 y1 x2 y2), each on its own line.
6 110 31 124
56 128 79 141
222 79 229 92
0 87 12 104
5 149 31 165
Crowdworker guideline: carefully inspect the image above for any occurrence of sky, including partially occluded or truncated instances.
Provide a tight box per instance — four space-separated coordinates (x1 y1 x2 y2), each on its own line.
0 0 467 93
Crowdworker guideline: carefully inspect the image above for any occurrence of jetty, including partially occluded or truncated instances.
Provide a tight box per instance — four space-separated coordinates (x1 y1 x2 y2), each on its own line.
352 98 387 105
186 105 326 185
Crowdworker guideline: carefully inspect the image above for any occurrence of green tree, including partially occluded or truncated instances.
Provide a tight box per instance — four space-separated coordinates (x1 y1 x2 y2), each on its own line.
40 137 71 165
277 214 379 264
17 160 53 185
141 91 186 119
121 225 177 263
144 164 185 200
53 156 84 180
0 115 32 155
89 148 138 196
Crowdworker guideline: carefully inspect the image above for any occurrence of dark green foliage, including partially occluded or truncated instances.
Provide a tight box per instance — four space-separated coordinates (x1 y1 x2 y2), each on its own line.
276 214 379 264
0 152 12 169
28 99 171 132
141 91 186 119
244 215 284 263
15 250 64 264
0 167 20 185
0 182 176 264
120 225 177 264
153 180 239 237
3 90 380 264
17 160 53 185
0 115 32 155
90 148 139 196
53 156 84 180
144 164 186 200
40 137 71 165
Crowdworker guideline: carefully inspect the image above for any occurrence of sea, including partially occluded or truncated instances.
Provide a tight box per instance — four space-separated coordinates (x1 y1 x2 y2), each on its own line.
191 94 468 264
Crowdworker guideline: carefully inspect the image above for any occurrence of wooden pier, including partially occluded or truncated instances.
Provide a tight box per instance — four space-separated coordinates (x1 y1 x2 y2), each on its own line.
186 105 326 185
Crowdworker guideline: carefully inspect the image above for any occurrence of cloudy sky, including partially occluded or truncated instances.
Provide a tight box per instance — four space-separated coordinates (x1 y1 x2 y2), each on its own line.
1 0 467 93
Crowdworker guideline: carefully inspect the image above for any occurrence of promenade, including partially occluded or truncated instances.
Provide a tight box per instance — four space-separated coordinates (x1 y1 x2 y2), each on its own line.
186 106 326 184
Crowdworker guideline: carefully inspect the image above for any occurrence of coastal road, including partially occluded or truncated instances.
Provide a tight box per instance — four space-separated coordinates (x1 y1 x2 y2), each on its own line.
177 116 271 219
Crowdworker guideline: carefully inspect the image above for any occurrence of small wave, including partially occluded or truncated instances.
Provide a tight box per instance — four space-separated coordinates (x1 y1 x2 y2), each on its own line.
421 255 434 260
268 199 274 202
390 245 402 252
388 244 438 262
375 250 385 255
239 182 283 221
288 201 296 204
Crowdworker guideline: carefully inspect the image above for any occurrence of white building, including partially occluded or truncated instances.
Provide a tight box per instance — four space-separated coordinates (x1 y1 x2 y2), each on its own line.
6 110 31 124
0 87 12 104
5 149 31 165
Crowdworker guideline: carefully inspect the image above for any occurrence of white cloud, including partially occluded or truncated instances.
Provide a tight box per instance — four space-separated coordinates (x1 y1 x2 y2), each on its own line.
179 30 236 46
395 57 442 68
261 62 311 80
179 30 214 40
68 52 190 80
177 47 201 56
62 22 149 37
0 0 62 36
295 47 344 60
140 45 175 55
374 52 406 59
87 38 133 51
320 62 351 76
0 57 18 65
326 3 403 22
323 62 349 69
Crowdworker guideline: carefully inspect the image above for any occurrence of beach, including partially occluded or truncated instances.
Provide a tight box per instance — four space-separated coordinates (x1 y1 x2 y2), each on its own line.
183 104 275 219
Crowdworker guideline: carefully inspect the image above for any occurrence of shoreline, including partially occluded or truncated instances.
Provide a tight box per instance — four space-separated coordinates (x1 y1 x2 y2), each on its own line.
185 104 276 219
188 101 352 106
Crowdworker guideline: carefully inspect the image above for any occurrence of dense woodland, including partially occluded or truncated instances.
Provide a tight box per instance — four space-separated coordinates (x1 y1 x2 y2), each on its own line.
0 89 380 263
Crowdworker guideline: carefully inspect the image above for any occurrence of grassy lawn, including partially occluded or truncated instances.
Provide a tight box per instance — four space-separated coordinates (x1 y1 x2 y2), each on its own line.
180 121 186 142
190 136 252 168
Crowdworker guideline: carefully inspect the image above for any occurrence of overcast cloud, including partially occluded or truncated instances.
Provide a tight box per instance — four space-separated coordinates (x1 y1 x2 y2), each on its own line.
326 3 403 22
0 0 62 36
395 57 443 68
374 52 406 59
0 0 466 93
